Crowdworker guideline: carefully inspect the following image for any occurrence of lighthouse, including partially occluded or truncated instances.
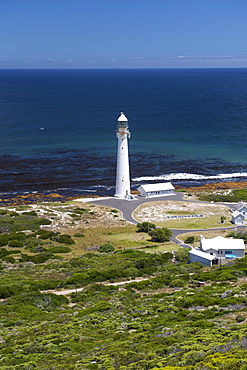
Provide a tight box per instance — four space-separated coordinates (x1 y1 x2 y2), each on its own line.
115 112 131 199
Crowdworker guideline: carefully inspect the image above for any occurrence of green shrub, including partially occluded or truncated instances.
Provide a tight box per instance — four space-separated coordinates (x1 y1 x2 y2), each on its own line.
2 255 15 263
0 234 9 246
137 222 156 233
184 236 195 244
48 246 71 253
174 249 190 262
218 272 238 281
99 243 115 253
0 214 51 233
148 228 172 242
193 319 214 328
9 211 18 217
22 211 37 216
12 292 69 309
56 234 75 245
74 208 87 214
170 279 186 287
20 252 54 264
0 248 10 258
8 232 26 240
38 231 52 239
74 233 85 238
8 240 24 248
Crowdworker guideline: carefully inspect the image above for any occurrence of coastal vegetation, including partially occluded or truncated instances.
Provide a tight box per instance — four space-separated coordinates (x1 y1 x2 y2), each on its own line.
198 188 247 203
0 199 247 369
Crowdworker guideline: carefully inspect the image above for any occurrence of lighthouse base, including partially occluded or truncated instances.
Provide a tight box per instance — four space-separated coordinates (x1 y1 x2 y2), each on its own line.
114 193 135 200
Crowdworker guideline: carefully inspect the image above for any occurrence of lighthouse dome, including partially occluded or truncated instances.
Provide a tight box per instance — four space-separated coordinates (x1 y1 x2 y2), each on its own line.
117 112 128 122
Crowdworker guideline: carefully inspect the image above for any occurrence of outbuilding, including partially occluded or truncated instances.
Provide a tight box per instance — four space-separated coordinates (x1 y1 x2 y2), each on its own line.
137 182 175 198
189 248 218 267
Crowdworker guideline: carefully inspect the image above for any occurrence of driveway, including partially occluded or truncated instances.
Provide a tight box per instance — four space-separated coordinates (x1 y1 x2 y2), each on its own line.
88 193 184 224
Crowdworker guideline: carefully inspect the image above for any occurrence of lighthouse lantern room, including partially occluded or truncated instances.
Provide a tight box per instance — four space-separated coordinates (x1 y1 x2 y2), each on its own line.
115 112 132 199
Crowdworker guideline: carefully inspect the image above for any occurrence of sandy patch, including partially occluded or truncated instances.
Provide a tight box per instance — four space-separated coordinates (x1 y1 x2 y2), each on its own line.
134 201 230 223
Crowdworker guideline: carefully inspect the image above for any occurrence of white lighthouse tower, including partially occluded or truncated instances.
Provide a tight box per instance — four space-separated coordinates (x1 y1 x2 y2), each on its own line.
115 112 131 199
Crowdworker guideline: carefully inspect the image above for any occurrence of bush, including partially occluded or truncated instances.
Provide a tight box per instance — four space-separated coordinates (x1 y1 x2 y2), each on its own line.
184 236 195 244
174 249 190 262
99 243 115 253
137 222 156 233
9 240 24 248
48 246 71 253
20 252 54 264
148 228 172 242
170 279 186 287
56 234 75 245
74 233 85 238
74 207 87 214
38 231 55 240
8 232 26 240
0 234 9 246
2 255 15 263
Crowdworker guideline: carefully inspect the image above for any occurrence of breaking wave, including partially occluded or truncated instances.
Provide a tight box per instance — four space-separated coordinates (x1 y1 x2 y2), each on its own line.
132 172 247 182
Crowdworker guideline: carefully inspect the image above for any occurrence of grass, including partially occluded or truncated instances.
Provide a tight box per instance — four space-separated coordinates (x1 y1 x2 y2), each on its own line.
138 242 182 253
133 200 232 230
155 215 233 229
167 210 195 215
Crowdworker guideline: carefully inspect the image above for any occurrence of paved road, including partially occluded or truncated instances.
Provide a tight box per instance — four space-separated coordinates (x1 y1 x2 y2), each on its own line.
88 193 184 224
170 225 247 248
86 194 243 248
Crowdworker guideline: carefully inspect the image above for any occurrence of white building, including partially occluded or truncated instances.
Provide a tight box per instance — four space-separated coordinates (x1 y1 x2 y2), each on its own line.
189 235 245 266
189 248 218 267
200 235 245 259
115 112 132 199
232 203 247 225
137 182 175 198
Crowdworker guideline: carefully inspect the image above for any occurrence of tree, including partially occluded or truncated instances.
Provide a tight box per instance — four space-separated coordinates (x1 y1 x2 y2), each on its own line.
174 249 190 262
184 236 195 245
136 222 156 233
148 228 172 242
220 215 226 224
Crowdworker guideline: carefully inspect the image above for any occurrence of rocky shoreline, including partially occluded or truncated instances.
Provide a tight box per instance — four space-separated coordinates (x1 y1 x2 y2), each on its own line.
0 180 247 207
177 180 247 192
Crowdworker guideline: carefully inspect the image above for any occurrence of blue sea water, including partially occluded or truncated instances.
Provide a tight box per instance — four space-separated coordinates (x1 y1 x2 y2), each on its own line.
0 68 247 196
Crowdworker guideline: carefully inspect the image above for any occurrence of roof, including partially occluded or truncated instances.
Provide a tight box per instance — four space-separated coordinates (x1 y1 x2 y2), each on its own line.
201 235 245 251
137 182 175 192
189 249 217 261
232 210 245 218
117 112 128 122
236 203 247 211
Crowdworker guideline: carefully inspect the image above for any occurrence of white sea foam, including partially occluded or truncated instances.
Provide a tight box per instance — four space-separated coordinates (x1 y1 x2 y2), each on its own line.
132 172 247 182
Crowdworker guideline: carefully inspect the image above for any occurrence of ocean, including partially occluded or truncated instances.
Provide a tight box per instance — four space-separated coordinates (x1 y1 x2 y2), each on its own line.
1 68 247 198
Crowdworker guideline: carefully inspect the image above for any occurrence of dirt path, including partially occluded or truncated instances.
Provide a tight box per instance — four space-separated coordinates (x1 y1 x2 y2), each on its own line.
41 277 152 296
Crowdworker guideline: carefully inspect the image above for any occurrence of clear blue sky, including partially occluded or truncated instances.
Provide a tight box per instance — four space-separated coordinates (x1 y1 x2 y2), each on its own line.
1 0 247 68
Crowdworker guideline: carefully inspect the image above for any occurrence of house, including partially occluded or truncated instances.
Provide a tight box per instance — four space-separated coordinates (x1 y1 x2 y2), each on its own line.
189 248 218 267
189 235 245 266
232 203 247 225
137 182 175 198
200 235 245 259
232 211 245 225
